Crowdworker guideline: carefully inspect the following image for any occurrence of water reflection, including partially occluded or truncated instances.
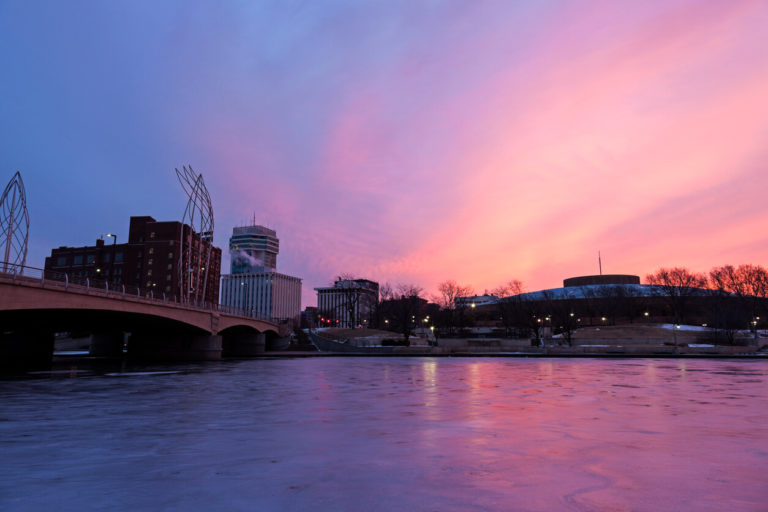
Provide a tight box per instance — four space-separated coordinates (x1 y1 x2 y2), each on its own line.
1 358 767 511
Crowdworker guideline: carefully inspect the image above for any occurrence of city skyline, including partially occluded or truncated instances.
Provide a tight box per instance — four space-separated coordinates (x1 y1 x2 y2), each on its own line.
2 1 768 307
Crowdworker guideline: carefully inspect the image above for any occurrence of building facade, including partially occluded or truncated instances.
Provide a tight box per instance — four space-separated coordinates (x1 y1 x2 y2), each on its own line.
44 216 222 304
315 279 379 328
219 224 302 322
229 225 279 273
220 272 301 321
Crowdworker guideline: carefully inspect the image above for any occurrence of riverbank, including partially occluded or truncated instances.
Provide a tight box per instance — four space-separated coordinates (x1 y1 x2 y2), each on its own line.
257 348 767 359
302 326 766 358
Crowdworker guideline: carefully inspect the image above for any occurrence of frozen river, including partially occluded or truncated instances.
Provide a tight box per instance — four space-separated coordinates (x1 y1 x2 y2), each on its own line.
2 357 767 511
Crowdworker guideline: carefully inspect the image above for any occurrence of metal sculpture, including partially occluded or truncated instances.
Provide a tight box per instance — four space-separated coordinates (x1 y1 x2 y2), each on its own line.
0 172 30 273
175 165 214 303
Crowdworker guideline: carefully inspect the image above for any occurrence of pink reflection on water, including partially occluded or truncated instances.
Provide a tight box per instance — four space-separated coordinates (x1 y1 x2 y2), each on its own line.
1 358 766 511
401 359 768 511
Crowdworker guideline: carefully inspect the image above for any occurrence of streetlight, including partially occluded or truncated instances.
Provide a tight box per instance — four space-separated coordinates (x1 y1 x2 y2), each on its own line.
644 311 650 325
240 280 250 316
105 233 118 284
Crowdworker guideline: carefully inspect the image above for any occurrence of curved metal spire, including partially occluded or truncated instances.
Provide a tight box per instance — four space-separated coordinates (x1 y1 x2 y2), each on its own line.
175 165 214 302
0 172 30 273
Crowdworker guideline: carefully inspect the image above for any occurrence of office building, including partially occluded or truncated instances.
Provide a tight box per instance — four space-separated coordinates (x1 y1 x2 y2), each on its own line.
219 223 302 322
44 215 222 304
315 279 379 328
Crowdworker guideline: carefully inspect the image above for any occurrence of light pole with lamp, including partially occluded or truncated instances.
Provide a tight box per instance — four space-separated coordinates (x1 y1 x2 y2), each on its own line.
105 233 117 286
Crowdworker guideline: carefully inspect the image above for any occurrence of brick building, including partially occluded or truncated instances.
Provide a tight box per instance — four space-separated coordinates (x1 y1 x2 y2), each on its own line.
44 216 221 304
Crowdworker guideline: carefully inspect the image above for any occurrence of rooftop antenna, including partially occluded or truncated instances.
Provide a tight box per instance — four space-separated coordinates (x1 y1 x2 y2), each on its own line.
598 251 603 275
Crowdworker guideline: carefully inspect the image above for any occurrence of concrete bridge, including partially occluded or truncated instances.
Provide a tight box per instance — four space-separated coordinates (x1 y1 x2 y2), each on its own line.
0 268 287 368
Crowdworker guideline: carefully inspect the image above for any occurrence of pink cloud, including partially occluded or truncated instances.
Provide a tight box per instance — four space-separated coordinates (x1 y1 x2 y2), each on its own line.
189 1 768 305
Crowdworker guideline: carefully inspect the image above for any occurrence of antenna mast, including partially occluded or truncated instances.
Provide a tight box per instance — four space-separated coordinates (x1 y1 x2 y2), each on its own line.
598 251 602 275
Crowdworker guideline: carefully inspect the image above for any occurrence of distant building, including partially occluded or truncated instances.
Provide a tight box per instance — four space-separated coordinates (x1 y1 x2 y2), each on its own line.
219 224 301 322
315 279 379 328
44 216 222 304
301 306 319 328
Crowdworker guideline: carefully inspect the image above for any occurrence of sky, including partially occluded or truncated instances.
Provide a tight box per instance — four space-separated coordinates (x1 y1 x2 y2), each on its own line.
1 0 768 307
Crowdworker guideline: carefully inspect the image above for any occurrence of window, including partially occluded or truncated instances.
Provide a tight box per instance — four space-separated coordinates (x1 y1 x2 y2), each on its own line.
146 281 152 287
165 285 171 292
167 264 172 270
147 270 152 276
148 259 153 265
168 252 173 259
136 272 140 280
86 254 95 264
150 232 156 239
56 256 67 266
103 253 111 263
166 274 171 281
115 251 123 263
149 248 154 255
73 255 83 265
169 240 174 246
137 251 143 259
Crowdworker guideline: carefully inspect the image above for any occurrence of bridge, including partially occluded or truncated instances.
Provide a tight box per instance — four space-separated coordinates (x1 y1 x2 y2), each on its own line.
0 264 287 368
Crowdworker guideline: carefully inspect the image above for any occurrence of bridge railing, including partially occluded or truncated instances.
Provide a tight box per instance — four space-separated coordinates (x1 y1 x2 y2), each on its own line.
0 262 277 323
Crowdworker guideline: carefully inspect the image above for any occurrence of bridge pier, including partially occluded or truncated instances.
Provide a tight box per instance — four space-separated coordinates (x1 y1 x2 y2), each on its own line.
89 331 125 358
266 335 291 352
0 329 54 371
127 332 222 361
222 331 265 357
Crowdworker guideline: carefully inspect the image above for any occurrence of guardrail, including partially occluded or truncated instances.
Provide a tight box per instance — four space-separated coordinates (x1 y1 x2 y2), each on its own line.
0 262 275 323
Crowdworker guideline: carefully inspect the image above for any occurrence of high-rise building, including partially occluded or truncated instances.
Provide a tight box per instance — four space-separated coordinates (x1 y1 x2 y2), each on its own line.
315 279 379 328
219 223 301 322
229 225 279 273
44 216 222 304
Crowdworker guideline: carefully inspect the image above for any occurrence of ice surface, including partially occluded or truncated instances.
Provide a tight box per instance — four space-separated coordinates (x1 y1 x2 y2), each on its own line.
1 358 767 511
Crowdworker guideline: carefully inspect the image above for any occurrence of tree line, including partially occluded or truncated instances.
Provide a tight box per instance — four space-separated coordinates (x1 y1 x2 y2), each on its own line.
317 264 767 346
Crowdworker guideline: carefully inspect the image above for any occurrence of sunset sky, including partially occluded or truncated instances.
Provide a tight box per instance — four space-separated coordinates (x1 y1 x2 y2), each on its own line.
2 0 767 307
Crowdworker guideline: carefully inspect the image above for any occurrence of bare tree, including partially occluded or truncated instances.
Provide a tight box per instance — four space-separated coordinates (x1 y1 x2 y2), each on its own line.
375 282 395 329
491 280 525 337
541 289 579 347
391 284 425 344
709 264 768 339
707 267 745 344
516 294 545 346
434 280 474 335
646 267 707 350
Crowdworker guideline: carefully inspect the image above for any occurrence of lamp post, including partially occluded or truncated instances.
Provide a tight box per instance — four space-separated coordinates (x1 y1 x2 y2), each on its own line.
240 281 250 317
753 317 760 342
105 233 117 285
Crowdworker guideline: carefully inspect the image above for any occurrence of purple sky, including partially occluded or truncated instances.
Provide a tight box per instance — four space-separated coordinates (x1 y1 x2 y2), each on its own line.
2 1 768 307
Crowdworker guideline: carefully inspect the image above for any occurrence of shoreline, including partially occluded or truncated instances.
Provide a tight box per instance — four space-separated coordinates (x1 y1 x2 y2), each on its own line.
253 351 767 359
